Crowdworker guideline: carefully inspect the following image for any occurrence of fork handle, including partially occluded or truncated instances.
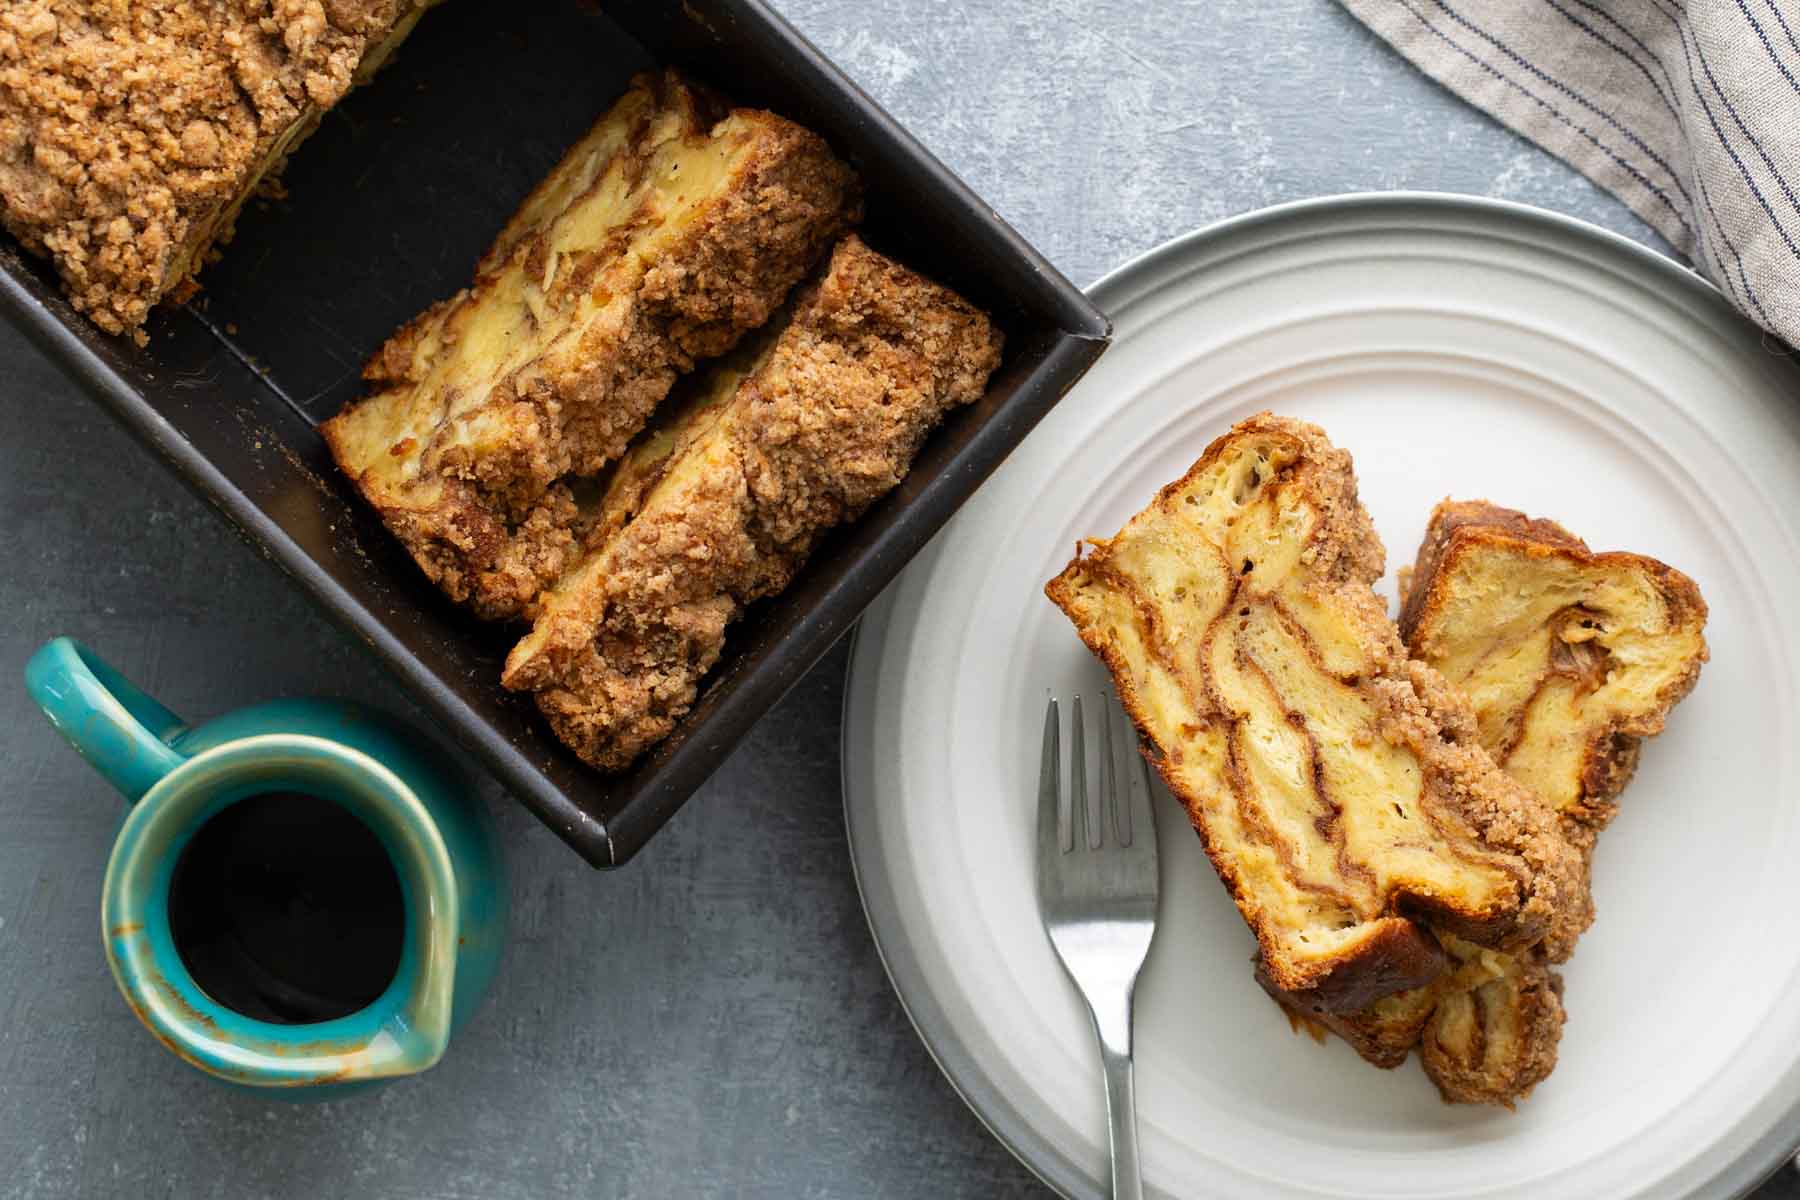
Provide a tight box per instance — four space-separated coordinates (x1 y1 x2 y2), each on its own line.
1093 998 1144 1200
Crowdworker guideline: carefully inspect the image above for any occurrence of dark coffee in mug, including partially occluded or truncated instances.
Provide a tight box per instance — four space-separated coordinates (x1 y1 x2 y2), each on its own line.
167 791 406 1025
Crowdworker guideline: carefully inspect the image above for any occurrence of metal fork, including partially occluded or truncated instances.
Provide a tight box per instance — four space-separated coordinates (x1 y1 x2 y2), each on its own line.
1038 693 1161 1200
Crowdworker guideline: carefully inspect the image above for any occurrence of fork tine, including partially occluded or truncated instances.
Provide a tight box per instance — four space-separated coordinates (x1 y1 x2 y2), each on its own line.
1073 694 1098 848
1039 697 1064 859
1102 692 1129 847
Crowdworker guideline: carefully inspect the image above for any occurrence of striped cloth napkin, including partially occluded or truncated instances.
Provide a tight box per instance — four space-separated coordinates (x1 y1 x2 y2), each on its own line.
1340 0 1800 346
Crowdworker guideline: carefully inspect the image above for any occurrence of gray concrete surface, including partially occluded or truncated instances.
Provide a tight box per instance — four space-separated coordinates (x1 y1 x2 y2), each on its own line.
0 1 1791 1197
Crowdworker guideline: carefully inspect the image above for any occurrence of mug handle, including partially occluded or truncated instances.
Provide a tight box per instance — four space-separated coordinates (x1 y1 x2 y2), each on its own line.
24 638 189 805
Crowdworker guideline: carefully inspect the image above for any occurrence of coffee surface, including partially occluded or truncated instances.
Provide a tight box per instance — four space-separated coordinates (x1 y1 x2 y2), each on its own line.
167 791 406 1025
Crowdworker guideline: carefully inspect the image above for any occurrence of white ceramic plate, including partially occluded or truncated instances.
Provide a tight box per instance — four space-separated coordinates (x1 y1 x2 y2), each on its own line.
843 194 1800 1200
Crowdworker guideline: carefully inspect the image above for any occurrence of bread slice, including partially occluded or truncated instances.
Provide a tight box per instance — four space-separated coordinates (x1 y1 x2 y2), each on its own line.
322 70 860 619
1415 502 1705 1102
0 0 437 340
1044 417 1578 1014
1402 500 1708 952
1308 501 1707 1105
501 235 1003 770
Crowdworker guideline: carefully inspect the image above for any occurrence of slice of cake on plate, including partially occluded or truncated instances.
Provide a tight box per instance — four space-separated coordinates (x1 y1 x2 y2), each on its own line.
1400 500 1708 957
1325 500 1707 1106
1044 415 1580 1016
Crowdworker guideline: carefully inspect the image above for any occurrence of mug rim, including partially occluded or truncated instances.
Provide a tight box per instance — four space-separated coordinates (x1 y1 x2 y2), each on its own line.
101 733 459 1086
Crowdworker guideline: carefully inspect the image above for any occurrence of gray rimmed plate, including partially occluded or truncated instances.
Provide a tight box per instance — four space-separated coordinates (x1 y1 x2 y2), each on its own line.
843 193 1800 1200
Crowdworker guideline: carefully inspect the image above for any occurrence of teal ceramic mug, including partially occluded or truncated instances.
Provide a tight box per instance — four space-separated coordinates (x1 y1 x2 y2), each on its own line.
23 637 506 1089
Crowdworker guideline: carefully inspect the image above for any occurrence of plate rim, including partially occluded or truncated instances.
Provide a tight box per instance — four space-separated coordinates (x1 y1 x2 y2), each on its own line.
839 189 1800 1200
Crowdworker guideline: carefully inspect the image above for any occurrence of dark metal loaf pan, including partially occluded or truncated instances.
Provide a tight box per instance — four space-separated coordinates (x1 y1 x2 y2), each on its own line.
0 0 1109 866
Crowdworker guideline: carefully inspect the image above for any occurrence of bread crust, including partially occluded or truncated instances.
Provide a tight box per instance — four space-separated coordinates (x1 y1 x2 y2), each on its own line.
1045 417 1579 1015
1397 501 1588 641
1257 952 1438 1066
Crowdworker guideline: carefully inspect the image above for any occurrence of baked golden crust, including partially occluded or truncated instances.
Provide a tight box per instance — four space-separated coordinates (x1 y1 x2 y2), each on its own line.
1044 416 1579 1015
1328 500 1707 1105
0 0 434 339
501 235 1002 770
321 70 860 620
1258 954 1436 1068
